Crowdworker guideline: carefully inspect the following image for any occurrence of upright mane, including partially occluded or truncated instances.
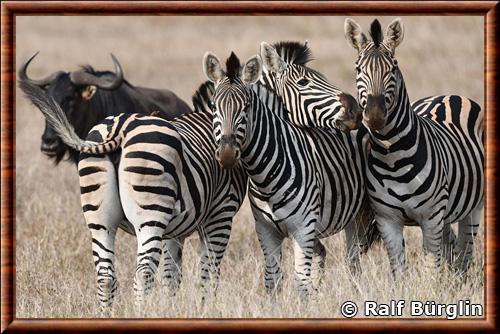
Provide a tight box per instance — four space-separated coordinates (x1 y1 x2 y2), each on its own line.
271 41 313 66
192 80 215 113
226 52 241 83
370 19 383 47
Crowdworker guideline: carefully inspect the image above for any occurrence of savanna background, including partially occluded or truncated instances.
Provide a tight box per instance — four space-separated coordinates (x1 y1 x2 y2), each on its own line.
16 16 484 318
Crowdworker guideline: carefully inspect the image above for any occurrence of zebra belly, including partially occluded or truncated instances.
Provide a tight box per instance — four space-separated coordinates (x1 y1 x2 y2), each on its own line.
310 128 366 236
316 164 365 236
248 175 359 238
417 95 484 223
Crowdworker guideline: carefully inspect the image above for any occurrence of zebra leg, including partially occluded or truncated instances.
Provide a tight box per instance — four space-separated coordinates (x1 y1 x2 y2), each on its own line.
133 228 164 306
376 216 407 280
357 200 380 255
420 211 446 270
454 205 482 275
344 221 362 277
161 237 185 296
79 155 123 316
311 239 326 290
255 221 284 299
197 221 232 298
344 199 378 276
292 227 316 301
441 221 456 268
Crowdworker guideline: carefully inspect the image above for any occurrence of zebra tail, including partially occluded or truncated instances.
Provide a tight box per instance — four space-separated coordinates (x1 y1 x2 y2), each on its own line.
19 80 121 155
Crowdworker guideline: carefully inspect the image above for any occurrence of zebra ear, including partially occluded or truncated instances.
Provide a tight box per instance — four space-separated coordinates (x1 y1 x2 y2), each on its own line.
386 18 404 52
260 42 287 74
242 55 263 85
203 52 224 83
344 18 367 51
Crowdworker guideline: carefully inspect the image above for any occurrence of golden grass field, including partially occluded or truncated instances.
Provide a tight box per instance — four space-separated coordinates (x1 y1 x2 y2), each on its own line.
15 16 484 318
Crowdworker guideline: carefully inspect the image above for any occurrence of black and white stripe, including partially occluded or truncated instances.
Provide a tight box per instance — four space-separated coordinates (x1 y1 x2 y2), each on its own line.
344 18 483 277
20 80 247 313
204 52 369 299
259 41 379 270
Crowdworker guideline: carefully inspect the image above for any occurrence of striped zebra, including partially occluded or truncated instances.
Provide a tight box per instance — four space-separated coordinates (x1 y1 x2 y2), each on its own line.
20 80 247 314
203 51 370 299
259 41 379 259
343 18 484 277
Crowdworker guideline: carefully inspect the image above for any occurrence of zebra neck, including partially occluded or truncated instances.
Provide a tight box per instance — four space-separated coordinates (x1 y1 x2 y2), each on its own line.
259 72 343 128
368 80 419 153
240 89 294 176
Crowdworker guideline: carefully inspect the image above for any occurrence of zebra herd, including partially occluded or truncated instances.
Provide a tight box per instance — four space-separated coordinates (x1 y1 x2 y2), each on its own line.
20 18 484 314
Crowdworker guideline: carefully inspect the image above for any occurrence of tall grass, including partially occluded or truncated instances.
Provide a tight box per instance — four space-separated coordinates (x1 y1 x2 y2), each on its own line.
15 16 483 318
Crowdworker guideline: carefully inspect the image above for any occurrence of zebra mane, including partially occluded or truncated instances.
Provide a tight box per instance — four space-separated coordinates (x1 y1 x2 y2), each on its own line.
370 19 384 47
272 41 313 66
226 52 241 83
192 80 215 113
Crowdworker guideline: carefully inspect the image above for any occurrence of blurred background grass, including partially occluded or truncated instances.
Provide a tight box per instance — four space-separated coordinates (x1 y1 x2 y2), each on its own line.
15 16 484 318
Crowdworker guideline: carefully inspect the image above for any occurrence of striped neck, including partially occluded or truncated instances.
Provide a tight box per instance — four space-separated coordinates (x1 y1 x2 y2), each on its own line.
240 85 293 171
259 67 345 129
367 72 419 153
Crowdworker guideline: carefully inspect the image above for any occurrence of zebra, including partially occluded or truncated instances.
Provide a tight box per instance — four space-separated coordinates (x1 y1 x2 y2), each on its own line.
343 18 484 277
19 80 248 314
259 40 379 261
203 51 370 299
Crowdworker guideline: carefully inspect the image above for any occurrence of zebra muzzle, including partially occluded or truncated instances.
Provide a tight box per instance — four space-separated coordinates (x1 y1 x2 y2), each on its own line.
215 137 240 169
364 95 387 131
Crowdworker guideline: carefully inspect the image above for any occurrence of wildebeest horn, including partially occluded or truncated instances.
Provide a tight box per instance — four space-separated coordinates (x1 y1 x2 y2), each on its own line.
69 54 124 90
18 52 64 87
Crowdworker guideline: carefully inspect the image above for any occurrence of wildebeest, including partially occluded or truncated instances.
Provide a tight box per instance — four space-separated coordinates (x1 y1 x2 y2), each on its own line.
18 52 191 164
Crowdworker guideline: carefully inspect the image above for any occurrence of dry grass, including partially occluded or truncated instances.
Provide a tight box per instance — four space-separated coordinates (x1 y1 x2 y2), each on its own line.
15 16 484 318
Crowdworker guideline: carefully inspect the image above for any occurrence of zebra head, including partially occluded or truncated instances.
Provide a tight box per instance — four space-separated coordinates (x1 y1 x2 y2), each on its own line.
203 51 262 169
259 41 361 131
344 18 404 132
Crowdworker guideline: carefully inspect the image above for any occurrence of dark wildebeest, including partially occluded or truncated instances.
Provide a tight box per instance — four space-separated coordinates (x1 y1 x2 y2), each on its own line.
18 52 191 164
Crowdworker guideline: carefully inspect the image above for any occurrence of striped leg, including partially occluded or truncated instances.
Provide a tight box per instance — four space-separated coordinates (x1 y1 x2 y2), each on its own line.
421 211 446 270
376 216 407 280
454 205 482 275
292 221 317 300
197 219 232 298
441 221 456 267
119 183 173 307
255 220 284 298
118 142 181 308
79 155 123 316
161 237 185 296
345 199 378 275
345 223 362 277
133 227 164 306
91 227 119 317
311 239 326 290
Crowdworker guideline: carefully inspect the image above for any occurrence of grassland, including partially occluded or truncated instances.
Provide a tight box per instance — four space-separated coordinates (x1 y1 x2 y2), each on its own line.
15 16 484 318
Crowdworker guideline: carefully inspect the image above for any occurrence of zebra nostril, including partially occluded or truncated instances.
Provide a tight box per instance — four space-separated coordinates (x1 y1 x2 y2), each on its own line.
215 148 221 161
334 119 348 132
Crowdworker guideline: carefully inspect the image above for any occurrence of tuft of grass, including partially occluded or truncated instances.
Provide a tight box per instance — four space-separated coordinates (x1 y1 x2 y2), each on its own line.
15 16 483 318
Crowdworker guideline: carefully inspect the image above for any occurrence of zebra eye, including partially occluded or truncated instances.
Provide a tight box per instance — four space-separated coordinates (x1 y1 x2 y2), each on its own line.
355 65 361 73
297 77 310 86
